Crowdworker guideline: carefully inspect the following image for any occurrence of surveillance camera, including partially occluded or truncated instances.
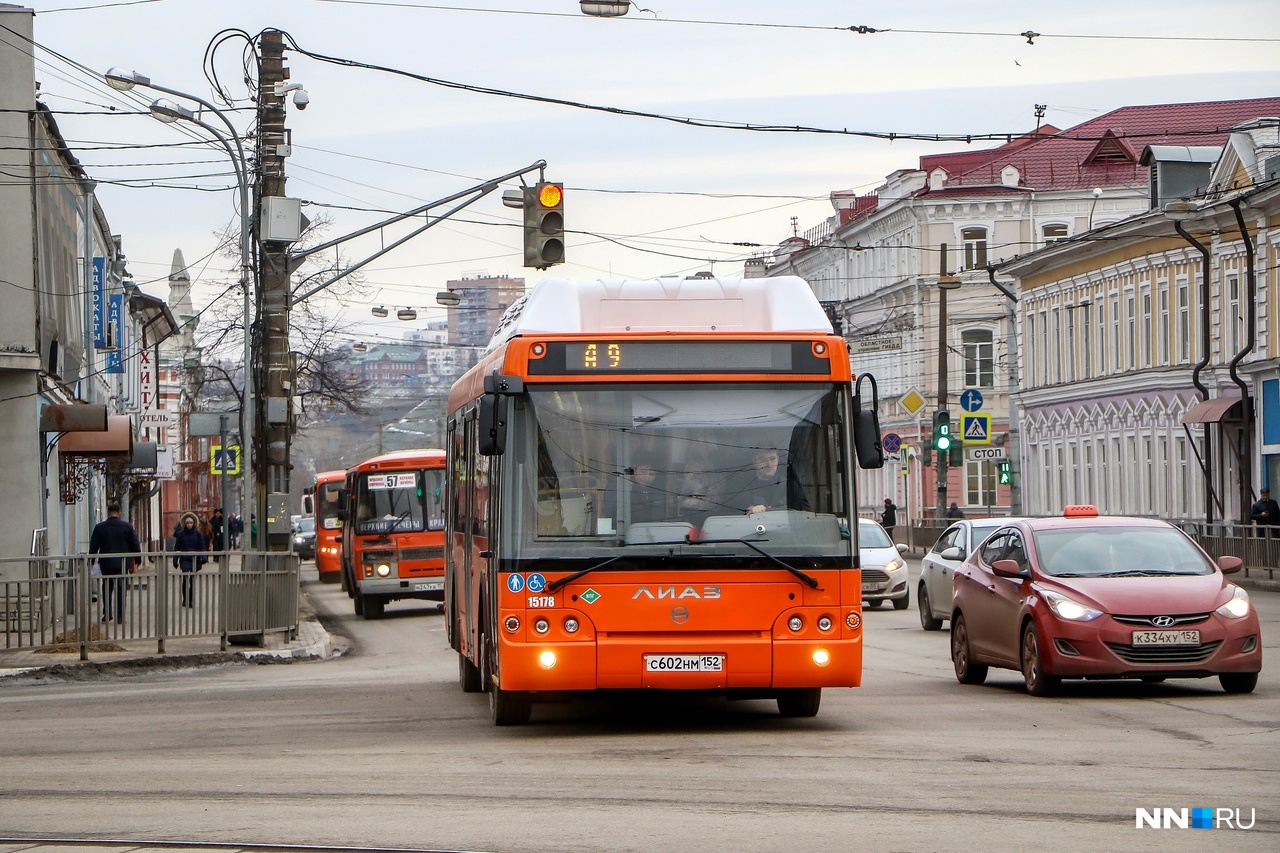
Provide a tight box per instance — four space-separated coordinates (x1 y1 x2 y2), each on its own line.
292 88 310 110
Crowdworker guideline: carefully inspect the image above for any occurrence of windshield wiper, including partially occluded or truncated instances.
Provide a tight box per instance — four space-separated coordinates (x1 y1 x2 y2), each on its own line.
1096 569 1193 577
691 536 820 589
546 556 626 593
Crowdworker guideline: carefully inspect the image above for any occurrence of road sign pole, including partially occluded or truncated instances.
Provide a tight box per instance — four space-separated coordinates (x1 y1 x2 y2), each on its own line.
219 414 230 553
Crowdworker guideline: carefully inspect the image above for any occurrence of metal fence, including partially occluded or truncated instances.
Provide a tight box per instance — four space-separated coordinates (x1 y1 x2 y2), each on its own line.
0 550 299 659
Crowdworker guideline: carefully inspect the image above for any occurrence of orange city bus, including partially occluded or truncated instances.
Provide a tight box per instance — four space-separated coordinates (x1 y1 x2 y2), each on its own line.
445 275 884 725
312 469 346 583
341 449 447 619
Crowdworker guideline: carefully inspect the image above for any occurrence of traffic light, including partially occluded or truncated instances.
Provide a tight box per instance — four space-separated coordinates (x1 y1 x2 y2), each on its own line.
932 410 952 453
997 460 1012 485
948 435 963 467
523 181 565 269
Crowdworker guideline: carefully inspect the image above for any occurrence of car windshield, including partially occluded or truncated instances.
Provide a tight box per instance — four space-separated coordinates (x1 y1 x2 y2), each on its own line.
297 517 315 533
1033 526 1214 577
498 382 851 565
858 520 893 549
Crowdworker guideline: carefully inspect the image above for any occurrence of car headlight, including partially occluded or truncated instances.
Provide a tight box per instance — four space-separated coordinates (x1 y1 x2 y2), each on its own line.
1216 585 1250 619
884 558 904 573
1042 589 1103 622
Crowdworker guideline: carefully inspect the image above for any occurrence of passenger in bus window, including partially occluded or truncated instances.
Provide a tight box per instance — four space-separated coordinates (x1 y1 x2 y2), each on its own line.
677 449 716 525
628 457 670 523
727 447 809 514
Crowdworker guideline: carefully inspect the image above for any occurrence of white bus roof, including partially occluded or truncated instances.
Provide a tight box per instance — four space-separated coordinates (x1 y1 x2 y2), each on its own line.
487 275 832 350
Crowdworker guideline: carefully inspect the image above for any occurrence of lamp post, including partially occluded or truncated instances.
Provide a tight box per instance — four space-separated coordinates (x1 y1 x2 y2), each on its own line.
105 69 255 552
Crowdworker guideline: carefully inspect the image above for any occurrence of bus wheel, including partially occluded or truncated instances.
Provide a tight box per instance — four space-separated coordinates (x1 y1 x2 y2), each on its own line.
459 650 482 693
362 595 385 619
776 688 821 718
484 632 531 725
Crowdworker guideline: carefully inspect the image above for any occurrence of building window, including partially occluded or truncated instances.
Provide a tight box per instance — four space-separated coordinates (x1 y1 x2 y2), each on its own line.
1141 289 1152 368
1177 278 1189 362
962 329 994 388
966 459 995 508
1228 275 1241 355
1125 293 1136 370
1026 313 1036 390
1159 284 1170 364
1065 307 1076 382
962 227 988 270
1042 223 1068 244
1081 303 1092 377
1110 296 1120 374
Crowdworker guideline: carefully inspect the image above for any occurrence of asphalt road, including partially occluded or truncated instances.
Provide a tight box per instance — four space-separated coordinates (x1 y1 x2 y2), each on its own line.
0 562 1276 853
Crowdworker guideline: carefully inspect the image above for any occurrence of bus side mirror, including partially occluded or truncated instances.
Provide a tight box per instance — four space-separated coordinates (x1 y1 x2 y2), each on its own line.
852 374 885 470
479 372 525 456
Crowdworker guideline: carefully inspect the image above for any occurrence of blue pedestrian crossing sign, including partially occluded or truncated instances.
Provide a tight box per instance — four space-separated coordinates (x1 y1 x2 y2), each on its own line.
960 414 992 445
960 389 984 412
210 444 241 475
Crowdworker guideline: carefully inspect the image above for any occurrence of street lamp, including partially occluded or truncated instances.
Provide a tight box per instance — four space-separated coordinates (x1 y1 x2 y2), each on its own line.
580 1 631 16
106 67 255 551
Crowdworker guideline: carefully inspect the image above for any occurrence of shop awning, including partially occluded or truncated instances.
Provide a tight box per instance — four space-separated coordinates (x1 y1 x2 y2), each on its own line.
57 414 133 456
1181 398 1243 425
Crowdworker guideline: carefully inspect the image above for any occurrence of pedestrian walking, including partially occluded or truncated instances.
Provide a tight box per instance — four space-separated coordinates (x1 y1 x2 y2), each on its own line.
172 513 207 607
227 512 244 548
89 503 141 622
209 507 226 561
947 501 965 519
880 498 897 538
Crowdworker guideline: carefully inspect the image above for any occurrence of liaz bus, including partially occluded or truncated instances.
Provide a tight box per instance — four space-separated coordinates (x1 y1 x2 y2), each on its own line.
340 449 448 619
445 275 884 725
312 469 346 584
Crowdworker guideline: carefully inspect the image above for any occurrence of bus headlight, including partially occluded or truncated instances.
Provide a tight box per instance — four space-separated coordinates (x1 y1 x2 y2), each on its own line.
788 615 804 632
533 617 550 634
817 615 833 632
374 563 392 577
564 617 580 633
504 616 521 633
812 648 831 666
538 650 557 668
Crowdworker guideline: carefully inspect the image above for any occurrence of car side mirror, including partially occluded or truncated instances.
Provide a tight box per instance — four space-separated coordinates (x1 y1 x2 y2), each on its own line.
896 543 908 554
940 546 962 561
990 559 1025 579
1218 555 1243 574
334 535 343 544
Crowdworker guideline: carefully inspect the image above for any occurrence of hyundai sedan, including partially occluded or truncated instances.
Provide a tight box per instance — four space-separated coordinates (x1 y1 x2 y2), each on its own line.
950 506 1261 696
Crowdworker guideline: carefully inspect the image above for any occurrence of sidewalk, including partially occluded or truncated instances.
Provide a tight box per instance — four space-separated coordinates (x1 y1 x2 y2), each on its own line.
0 592 340 679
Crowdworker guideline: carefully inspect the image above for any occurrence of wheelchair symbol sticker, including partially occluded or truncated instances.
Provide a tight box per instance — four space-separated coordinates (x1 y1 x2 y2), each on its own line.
527 573 546 593
506 574 525 593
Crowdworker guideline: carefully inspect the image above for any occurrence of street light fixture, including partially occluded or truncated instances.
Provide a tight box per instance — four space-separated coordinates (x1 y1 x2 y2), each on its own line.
106 66 255 550
580 1 631 16
397 307 418 321
371 305 389 318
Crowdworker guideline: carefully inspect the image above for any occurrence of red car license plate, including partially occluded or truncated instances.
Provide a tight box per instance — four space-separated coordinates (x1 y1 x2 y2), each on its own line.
1131 630 1200 646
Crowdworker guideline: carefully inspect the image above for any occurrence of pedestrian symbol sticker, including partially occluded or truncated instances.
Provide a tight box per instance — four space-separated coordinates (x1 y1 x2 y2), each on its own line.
961 413 992 444
506 574 525 593
527 573 546 593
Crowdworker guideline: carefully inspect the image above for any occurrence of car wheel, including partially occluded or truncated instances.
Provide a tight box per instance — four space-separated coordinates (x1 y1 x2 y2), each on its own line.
864 599 881 609
459 650 482 693
776 687 822 718
1219 672 1258 694
892 589 910 611
951 613 987 685
1021 622 1060 697
918 585 944 631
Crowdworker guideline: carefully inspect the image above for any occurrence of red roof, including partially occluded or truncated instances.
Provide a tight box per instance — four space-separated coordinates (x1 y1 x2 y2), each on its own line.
921 98 1280 192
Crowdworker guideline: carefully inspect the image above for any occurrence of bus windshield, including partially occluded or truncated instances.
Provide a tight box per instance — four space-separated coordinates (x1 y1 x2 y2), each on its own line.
354 469 446 534
500 382 850 564
316 479 345 530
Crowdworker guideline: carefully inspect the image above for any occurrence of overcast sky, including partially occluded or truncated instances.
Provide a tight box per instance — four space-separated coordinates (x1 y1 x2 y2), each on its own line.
14 0 1280 347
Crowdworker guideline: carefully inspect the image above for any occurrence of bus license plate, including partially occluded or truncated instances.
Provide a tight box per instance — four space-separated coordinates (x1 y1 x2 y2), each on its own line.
413 580 444 592
644 654 724 673
1132 630 1200 646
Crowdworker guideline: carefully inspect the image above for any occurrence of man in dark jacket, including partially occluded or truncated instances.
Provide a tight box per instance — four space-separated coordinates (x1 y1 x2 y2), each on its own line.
209 508 226 561
89 503 141 622
1250 488 1280 527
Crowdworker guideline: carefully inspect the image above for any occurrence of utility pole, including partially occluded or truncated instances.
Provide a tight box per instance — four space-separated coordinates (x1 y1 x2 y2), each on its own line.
256 30 296 551
936 244 960 520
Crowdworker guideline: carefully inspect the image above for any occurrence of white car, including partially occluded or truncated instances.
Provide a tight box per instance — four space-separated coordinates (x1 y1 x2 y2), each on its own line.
859 518 909 609
918 517 1025 630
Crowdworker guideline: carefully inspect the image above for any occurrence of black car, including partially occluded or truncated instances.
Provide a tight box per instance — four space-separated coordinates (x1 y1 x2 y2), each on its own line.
292 516 316 560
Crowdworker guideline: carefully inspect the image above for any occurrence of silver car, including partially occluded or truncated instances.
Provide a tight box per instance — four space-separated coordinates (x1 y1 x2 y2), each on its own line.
918 517 1024 629
859 518 910 609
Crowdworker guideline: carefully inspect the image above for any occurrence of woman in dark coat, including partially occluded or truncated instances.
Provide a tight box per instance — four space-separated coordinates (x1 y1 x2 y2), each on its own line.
173 514 207 607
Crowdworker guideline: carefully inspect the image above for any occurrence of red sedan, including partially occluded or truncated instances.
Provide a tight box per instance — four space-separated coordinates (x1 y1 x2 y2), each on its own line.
950 506 1262 696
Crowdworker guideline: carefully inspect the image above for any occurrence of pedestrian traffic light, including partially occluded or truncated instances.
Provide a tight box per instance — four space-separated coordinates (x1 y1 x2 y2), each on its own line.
932 410 952 453
997 460 1012 485
523 181 565 269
